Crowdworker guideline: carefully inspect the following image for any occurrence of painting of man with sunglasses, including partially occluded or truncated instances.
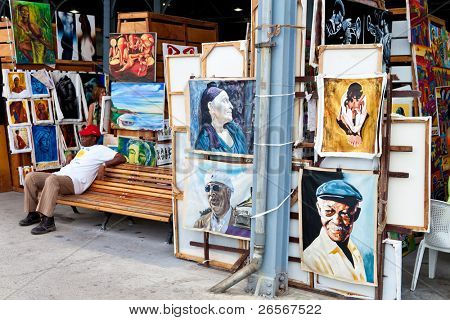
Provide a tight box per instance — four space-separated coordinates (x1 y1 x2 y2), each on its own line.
300 168 378 285
193 171 250 238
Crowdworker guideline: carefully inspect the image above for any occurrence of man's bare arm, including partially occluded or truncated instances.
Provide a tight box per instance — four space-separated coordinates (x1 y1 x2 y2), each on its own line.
105 153 127 168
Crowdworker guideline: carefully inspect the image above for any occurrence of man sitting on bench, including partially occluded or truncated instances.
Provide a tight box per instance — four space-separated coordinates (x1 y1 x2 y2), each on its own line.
19 125 127 235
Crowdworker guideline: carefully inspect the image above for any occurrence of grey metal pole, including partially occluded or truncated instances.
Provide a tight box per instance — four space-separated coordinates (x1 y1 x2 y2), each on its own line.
246 0 297 298
103 0 111 73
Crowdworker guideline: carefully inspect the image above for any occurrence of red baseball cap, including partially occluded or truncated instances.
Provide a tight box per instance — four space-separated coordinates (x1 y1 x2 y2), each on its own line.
79 125 101 137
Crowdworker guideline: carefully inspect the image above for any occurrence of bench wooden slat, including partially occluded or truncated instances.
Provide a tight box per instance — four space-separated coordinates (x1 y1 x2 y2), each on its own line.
86 188 173 203
56 199 171 222
59 194 172 215
90 183 173 199
106 168 172 180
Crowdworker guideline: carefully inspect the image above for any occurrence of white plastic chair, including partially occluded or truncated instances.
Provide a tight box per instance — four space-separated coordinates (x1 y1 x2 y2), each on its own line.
410 200 450 291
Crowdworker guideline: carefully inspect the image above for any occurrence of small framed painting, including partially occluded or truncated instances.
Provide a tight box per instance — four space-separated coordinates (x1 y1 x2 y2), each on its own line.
3 70 31 99
7 125 32 154
6 99 31 126
31 98 54 125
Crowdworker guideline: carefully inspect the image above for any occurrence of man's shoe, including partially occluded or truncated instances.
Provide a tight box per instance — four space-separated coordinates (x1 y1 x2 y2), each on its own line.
31 216 56 235
19 212 41 226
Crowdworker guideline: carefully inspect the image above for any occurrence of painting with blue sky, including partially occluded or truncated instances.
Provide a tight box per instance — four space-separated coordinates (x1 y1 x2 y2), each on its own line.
300 167 378 286
111 82 165 131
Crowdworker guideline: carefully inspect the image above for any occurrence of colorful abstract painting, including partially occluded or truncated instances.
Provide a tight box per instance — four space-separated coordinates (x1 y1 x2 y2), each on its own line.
316 74 386 158
184 159 252 239
414 45 439 134
436 86 450 142
117 137 156 167
409 0 430 47
111 82 165 131
432 67 450 88
189 79 256 156
109 33 156 82
430 23 445 68
31 125 60 171
11 1 55 64
300 167 378 286
6 99 30 126
56 11 78 60
31 98 53 125
7 125 32 154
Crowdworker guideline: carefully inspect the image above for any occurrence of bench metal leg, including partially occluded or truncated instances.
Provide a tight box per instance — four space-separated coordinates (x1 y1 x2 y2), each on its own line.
126 216 135 226
101 213 112 231
166 214 174 244
71 206 80 214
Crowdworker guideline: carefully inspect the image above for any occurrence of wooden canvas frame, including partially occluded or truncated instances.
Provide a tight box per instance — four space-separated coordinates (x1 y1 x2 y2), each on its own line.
58 124 80 151
99 95 112 134
201 41 248 78
386 117 431 232
164 54 201 129
318 44 383 74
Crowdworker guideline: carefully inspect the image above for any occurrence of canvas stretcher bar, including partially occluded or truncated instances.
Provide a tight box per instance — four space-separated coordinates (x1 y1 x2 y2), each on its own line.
201 41 248 78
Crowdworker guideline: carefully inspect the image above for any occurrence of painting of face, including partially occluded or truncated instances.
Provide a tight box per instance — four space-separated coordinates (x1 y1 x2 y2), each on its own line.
316 74 386 158
30 99 53 125
11 1 55 64
189 79 256 156
31 125 60 171
30 72 50 97
184 159 252 239
7 100 30 126
109 33 156 82
4 71 31 99
162 43 198 58
300 168 378 286
117 137 156 167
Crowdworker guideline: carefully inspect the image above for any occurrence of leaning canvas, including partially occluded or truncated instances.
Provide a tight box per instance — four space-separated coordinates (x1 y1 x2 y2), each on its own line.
183 159 252 239
56 11 78 60
408 0 430 47
111 82 165 131
117 136 156 167
109 33 157 82
31 125 60 171
7 125 32 154
10 1 55 64
299 167 378 286
315 73 387 158
188 79 256 156
3 70 31 99
59 124 79 151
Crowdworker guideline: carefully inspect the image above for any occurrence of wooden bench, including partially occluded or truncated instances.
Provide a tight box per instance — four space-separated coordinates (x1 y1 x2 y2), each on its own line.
57 164 173 241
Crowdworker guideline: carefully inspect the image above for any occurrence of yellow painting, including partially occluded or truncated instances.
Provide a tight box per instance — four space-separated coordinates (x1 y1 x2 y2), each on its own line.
319 75 385 157
6 71 31 99
393 103 412 117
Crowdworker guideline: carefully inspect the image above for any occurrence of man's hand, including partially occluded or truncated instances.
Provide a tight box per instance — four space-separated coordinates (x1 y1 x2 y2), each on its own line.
66 153 74 165
97 164 106 180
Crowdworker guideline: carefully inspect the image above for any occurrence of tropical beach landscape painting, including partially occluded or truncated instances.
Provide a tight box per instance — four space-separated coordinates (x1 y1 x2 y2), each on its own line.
111 82 165 131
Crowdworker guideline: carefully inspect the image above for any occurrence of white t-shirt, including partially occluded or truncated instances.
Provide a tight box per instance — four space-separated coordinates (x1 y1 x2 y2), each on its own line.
54 145 117 194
